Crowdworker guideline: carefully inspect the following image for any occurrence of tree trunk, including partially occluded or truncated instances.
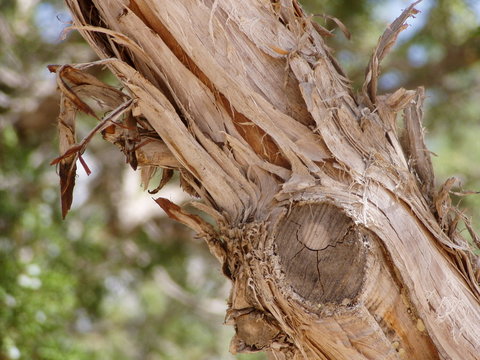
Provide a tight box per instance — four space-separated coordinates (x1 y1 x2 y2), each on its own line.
51 1 480 359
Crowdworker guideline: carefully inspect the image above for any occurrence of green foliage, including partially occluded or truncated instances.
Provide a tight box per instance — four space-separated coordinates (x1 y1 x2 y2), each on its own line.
0 122 89 359
0 0 478 359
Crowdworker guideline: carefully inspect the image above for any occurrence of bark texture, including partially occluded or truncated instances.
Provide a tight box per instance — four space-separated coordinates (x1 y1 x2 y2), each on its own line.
51 1 480 359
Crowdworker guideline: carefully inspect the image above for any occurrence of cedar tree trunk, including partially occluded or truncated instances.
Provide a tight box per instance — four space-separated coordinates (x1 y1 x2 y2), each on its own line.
50 1 480 359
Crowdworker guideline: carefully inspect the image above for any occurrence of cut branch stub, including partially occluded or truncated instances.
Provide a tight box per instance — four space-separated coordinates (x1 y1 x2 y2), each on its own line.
275 203 367 306
224 203 440 359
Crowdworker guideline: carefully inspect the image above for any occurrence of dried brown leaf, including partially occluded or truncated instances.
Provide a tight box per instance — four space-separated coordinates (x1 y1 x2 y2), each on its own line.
52 94 133 218
59 160 76 219
55 65 99 119
50 64 106 88
50 63 127 110
53 99 134 166
55 93 78 219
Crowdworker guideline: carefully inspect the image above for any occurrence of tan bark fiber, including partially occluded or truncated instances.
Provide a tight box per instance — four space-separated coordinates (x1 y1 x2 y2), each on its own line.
50 1 480 359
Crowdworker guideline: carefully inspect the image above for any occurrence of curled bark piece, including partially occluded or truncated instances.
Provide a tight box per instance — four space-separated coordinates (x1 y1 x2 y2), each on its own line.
363 1 421 108
56 94 77 219
154 197 213 235
401 87 435 202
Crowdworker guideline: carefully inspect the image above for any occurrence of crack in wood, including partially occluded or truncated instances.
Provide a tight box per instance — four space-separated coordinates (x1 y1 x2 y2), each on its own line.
275 202 366 305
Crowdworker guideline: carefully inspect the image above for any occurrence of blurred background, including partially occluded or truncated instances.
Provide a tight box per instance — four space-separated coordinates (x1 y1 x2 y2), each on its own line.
0 0 478 359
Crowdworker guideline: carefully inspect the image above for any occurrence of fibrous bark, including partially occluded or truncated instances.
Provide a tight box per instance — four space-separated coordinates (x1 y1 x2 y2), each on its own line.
50 1 480 359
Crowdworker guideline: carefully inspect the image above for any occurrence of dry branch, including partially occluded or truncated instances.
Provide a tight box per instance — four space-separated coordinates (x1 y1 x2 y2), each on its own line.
51 1 480 359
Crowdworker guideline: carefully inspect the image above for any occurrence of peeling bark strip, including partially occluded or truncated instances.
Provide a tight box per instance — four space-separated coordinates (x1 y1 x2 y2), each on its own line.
52 0 480 358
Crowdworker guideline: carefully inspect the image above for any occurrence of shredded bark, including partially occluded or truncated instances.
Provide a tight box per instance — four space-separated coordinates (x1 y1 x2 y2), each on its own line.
50 1 480 358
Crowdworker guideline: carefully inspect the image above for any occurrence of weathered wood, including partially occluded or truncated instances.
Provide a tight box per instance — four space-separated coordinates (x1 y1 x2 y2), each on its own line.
53 0 480 358
275 203 365 305
272 203 439 359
